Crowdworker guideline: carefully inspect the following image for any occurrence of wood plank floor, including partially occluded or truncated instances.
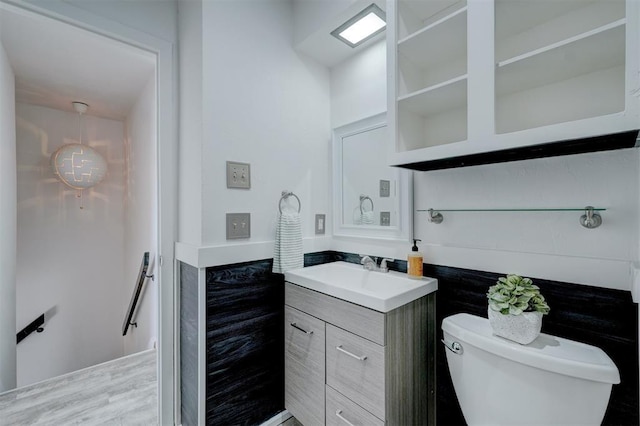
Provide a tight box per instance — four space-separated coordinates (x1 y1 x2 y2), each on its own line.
0 349 157 425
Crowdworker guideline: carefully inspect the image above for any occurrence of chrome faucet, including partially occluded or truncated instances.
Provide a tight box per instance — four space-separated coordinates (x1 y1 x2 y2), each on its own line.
360 255 378 271
379 258 393 273
360 255 394 273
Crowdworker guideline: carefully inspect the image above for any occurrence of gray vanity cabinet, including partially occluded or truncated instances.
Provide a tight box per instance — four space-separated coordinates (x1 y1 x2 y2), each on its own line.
284 305 325 426
284 282 436 426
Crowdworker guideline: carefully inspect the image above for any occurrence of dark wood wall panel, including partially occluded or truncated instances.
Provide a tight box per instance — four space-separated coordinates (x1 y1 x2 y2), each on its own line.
179 262 199 426
205 259 284 425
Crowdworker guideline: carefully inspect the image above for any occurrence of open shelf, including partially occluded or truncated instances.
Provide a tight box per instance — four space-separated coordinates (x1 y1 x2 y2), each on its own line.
496 66 625 134
396 5 467 98
398 75 467 116
397 0 464 40
495 0 625 62
496 21 625 96
397 76 468 151
397 107 467 152
399 6 467 55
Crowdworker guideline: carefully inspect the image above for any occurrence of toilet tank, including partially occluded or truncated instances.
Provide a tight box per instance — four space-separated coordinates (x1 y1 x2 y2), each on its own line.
442 313 620 426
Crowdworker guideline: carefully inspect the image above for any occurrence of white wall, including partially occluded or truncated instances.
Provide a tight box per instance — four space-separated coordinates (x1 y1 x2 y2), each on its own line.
15 104 126 386
124 75 157 355
196 0 331 247
177 0 203 246
330 40 386 128
0 42 17 393
414 151 639 291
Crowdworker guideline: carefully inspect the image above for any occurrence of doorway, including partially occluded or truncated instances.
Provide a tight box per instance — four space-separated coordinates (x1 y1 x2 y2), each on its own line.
0 1 176 423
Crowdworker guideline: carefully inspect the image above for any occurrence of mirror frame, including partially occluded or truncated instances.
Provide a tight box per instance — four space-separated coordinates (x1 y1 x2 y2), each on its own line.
332 112 412 240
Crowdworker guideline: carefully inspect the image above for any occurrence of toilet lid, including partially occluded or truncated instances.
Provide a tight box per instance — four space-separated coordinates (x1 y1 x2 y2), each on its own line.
442 313 620 384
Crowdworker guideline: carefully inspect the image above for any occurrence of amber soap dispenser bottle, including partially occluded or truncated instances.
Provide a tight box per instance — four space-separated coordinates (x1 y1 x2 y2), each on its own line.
408 239 423 279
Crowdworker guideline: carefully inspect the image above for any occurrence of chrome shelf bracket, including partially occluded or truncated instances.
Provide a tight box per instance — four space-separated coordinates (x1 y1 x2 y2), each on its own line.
580 206 603 229
427 209 444 224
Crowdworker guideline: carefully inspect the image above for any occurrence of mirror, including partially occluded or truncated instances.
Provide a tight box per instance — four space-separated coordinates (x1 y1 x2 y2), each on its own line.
332 113 412 240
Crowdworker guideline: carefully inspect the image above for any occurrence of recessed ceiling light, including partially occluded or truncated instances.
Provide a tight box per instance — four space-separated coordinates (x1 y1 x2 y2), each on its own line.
331 4 386 48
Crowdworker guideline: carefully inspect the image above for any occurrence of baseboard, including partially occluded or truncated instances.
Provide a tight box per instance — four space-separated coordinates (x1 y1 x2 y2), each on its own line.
260 410 292 426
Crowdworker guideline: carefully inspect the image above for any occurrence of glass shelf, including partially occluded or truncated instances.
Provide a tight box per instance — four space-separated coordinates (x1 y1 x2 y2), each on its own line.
416 206 605 228
417 208 606 212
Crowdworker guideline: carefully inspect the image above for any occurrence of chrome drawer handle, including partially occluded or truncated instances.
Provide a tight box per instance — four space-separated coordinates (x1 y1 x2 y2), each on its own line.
336 345 367 361
290 322 313 334
335 410 355 426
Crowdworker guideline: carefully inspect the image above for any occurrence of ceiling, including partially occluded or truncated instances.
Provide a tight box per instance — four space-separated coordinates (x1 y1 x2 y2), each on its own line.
0 5 155 120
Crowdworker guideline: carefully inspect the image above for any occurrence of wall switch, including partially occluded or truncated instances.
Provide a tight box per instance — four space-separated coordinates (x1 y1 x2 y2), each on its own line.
380 211 391 226
226 161 251 189
315 214 326 235
226 213 251 239
380 180 390 197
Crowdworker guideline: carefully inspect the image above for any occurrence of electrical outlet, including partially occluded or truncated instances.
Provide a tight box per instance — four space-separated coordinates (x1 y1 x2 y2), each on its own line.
315 214 326 235
380 180 390 197
226 213 250 239
380 211 391 226
226 161 251 189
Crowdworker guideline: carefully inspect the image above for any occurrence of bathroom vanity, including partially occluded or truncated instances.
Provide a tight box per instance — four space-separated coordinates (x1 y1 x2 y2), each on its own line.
284 262 438 426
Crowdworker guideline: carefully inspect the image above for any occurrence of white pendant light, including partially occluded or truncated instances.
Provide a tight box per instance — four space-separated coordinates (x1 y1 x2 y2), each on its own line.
51 102 107 191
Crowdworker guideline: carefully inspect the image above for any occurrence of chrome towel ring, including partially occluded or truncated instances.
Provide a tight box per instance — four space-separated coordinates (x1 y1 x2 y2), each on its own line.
359 195 374 214
279 190 301 214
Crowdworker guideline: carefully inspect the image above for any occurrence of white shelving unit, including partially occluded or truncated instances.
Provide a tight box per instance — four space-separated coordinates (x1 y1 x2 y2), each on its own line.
392 0 468 152
388 0 639 168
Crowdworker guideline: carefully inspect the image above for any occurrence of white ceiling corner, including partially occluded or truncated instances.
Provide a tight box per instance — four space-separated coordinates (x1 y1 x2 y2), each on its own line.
0 5 155 120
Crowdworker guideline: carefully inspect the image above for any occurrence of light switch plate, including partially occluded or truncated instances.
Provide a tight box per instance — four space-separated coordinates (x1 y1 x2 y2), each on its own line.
226 213 250 239
315 214 326 235
226 161 251 189
380 211 391 226
380 180 390 197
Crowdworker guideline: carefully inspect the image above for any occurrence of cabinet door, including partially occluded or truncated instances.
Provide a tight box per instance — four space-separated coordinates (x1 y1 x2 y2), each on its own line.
326 324 386 421
284 306 325 426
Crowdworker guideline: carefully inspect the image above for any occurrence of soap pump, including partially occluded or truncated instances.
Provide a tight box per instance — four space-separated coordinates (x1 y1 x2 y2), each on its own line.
408 239 423 279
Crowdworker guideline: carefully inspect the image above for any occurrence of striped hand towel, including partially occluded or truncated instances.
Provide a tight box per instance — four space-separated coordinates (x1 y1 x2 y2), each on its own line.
273 211 303 274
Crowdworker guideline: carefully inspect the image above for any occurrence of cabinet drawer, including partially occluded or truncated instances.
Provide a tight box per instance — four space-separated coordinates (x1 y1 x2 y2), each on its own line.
326 386 384 426
326 324 385 421
285 282 385 345
285 306 325 426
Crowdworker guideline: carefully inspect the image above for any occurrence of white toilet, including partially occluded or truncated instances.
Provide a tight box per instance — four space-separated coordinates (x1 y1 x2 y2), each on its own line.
442 313 620 426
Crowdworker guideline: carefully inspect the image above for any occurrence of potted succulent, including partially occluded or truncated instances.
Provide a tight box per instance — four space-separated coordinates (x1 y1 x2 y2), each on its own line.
487 274 550 344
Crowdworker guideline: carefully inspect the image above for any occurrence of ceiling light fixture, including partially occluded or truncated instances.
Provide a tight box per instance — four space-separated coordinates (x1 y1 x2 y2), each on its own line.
331 4 386 48
51 102 107 209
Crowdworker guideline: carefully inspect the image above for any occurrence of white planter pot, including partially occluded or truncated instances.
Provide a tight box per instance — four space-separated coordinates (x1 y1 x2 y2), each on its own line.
488 308 543 345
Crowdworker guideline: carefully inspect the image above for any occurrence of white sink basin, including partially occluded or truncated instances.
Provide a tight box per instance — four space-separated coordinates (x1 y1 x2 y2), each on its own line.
284 261 438 312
